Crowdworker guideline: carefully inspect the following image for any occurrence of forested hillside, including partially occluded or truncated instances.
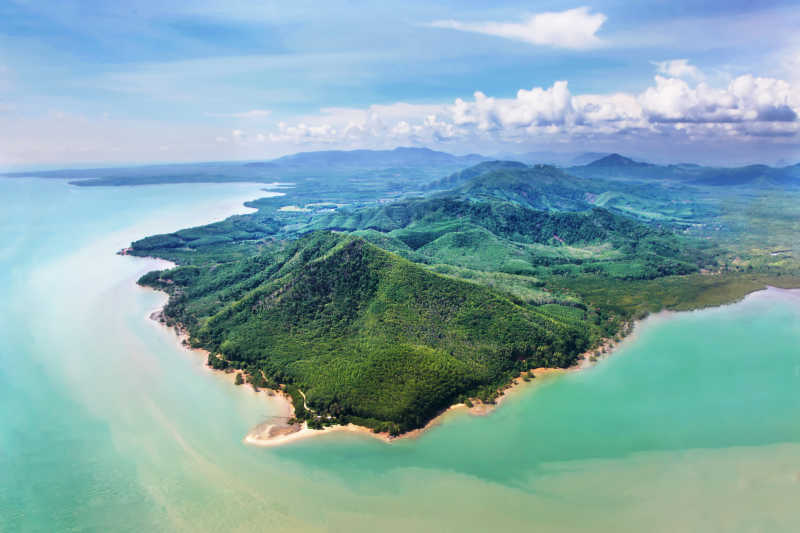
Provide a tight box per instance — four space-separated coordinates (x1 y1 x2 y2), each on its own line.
140 232 598 434
301 165 712 280
126 155 800 436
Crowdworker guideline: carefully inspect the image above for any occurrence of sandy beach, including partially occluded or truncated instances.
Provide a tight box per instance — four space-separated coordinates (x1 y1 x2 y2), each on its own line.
143 271 659 449
240 317 648 447
144 275 651 448
141 283 800 450
241 288 800 447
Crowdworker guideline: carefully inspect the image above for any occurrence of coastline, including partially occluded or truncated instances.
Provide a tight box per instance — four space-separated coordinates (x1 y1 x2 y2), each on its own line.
147 302 402 447
141 275 799 449
142 279 645 447
240 319 644 447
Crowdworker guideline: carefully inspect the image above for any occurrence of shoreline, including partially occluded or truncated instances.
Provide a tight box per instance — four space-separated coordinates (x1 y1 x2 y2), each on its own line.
140 276 798 449
142 287 644 447
240 318 645 447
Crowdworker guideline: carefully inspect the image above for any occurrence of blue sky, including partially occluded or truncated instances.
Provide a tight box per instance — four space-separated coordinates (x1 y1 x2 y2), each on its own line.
1 0 799 168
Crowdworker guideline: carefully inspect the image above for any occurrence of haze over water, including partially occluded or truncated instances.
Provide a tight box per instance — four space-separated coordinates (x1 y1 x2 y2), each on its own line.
2 180 799 532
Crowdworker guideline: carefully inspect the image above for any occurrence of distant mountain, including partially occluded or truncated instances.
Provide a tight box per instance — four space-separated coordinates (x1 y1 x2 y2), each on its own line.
569 154 800 187
568 152 612 166
495 151 611 167
250 146 488 170
8 147 797 189
5 147 490 186
691 164 800 187
586 153 652 168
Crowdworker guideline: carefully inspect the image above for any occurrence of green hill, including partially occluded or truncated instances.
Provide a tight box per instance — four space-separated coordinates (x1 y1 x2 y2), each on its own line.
452 164 595 211
425 160 529 190
140 232 595 434
304 193 708 280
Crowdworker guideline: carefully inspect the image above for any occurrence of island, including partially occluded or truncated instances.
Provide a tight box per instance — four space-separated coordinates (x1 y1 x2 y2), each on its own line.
124 150 800 443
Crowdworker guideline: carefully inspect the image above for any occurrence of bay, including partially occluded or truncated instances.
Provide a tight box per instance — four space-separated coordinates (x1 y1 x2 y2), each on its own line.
2 179 799 532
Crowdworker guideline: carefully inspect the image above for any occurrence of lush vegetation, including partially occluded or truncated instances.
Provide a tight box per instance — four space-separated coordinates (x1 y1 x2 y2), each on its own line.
140 232 600 434
117 150 800 435
299 170 715 281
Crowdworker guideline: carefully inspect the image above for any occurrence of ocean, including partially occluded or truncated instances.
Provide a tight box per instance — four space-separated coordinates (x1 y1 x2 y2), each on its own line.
2 179 799 532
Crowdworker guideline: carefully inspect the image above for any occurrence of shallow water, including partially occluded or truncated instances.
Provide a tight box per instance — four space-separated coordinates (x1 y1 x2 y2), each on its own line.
2 179 799 532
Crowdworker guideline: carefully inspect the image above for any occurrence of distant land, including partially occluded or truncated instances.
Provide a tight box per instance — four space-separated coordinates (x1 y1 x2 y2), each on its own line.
3 147 489 187
5 147 799 189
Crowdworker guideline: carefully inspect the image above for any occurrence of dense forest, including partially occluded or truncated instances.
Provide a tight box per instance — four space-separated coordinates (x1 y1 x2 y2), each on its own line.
127 153 800 435
140 232 601 434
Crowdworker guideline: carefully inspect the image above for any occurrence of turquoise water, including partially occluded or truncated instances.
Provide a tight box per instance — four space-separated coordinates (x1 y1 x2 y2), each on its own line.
2 179 799 532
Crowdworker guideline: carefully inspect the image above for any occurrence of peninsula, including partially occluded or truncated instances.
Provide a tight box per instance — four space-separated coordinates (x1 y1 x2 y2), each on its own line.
127 150 800 442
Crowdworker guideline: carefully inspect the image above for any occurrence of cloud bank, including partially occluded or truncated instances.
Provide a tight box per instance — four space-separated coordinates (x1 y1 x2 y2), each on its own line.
239 72 800 152
430 7 607 50
3 69 799 168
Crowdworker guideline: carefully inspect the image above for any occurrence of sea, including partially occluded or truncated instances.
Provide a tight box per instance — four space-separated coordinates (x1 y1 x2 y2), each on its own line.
1 178 799 532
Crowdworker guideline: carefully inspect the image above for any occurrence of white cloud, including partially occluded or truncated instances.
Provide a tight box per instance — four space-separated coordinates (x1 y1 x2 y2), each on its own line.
257 73 800 149
653 59 703 80
640 75 798 124
451 82 575 131
3 73 798 168
430 7 606 50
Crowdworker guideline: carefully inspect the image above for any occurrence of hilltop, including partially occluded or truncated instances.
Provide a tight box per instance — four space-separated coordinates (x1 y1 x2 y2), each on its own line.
139 232 594 434
586 153 652 168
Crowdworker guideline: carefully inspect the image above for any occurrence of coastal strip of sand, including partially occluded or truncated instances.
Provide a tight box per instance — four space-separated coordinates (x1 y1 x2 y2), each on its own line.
237 287 800 448
142 274 655 449
239 316 649 448
147 248 791 449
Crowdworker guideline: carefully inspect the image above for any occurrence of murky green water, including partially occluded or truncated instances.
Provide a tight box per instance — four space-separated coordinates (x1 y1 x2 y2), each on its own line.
2 179 799 532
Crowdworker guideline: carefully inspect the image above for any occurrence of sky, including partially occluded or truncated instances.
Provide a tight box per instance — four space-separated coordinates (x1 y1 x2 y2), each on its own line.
1 0 800 169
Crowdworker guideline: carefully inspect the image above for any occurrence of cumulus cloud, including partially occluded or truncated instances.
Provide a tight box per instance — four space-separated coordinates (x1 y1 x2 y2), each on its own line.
640 75 798 124
5 73 798 168
255 73 800 149
652 59 703 80
430 7 606 50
